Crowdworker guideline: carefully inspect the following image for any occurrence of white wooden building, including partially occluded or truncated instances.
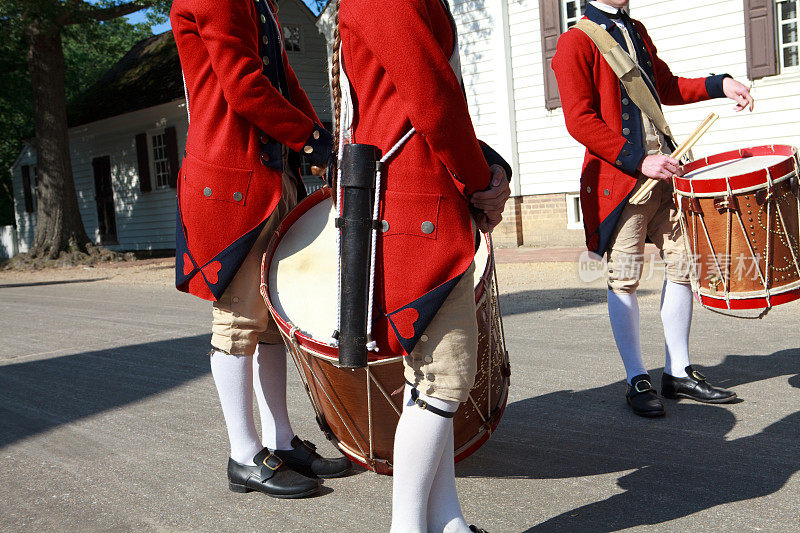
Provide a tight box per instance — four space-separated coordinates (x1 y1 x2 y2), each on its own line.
320 0 800 247
10 0 330 254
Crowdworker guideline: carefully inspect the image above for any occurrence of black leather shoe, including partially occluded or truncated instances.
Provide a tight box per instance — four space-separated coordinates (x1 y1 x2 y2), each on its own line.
626 374 665 417
662 366 737 403
227 448 320 499
272 436 352 479
469 526 488 533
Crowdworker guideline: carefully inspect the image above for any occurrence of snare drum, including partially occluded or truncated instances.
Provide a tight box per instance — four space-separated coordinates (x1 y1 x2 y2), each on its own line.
260 188 510 474
673 145 800 310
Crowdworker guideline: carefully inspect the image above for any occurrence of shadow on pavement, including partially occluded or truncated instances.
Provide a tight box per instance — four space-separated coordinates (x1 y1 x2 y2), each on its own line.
457 348 800 531
0 334 210 449
0 278 107 289
499 288 656 316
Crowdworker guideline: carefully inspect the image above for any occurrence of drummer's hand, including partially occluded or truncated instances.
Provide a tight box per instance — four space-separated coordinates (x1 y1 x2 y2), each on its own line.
311 165 326 177
723 77 754 112
638 154 683 181
470 165 511 213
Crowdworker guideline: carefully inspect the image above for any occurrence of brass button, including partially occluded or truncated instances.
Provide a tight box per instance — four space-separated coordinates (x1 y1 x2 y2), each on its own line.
622 113 630 120
423 356 433 363
313 130 320 140
622 149 630 156
262 36 268 45
586 186 592 193
604 189 610 196
261 154 270 165
426 373 435 381
262 56 269 65
600 23 607 30
615 160 622 166
381 220 389 233
260 135 269 144
622 128 630 135
232 297 240 303
420 334 429 342
203 187 212 197
233 192 243 202
260 14 266 23
304 145 313 154
421 221 435 234
622 98 630 105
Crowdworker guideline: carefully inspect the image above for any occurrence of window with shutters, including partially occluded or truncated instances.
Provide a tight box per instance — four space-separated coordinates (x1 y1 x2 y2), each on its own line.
150 131 171 189
283 24 302 52
778 0 800 70
540 0 588 110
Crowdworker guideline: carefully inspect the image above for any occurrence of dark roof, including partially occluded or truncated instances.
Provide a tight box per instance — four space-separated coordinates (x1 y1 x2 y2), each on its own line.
68 31 183 127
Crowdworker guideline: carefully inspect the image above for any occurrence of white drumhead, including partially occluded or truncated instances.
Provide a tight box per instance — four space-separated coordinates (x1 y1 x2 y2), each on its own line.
269 201 489 341
684 155 787 180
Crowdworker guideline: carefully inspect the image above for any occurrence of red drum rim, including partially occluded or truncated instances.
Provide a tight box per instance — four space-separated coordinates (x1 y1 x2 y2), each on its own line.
674 145 798 198
260 187 494 363
697 287 800 310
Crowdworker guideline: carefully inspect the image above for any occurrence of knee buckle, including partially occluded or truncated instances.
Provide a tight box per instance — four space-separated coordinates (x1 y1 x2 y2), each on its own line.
409 386 455 418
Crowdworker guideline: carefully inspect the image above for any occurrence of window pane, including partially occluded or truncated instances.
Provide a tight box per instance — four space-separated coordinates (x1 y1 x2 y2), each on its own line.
783 22 798 44
566 1 576 19
784 45 799 67
781 1 798 21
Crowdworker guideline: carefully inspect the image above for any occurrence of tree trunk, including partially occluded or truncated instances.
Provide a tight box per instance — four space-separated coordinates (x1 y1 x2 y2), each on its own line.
26 18 91 259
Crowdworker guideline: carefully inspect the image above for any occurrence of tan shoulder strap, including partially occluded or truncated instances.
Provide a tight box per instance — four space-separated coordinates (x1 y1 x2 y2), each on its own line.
573 19 674 142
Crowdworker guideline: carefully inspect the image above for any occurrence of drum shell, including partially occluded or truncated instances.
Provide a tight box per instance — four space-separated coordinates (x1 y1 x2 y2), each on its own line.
261 188 509 473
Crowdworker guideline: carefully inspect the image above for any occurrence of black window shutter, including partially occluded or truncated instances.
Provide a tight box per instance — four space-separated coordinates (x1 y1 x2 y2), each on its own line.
164 126 180 189
136 133 152 193
744 0 778 79
539 0 563 110
21 165 33 213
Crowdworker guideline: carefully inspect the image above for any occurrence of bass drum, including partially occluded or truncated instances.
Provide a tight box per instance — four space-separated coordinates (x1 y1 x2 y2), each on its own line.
260 188 510 474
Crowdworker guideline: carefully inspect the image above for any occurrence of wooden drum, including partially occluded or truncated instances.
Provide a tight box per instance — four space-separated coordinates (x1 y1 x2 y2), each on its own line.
260 188 510 474
674 145 800 310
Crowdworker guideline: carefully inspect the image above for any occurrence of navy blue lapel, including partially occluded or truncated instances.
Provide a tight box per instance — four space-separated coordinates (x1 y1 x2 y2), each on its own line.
583 3 629 53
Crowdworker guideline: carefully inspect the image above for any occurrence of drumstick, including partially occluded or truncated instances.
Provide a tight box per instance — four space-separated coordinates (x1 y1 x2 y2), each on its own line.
629 112 719 205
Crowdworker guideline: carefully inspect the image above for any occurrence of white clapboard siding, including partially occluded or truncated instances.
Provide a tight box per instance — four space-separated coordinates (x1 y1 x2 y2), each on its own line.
11 144 37 253
280 0 332 123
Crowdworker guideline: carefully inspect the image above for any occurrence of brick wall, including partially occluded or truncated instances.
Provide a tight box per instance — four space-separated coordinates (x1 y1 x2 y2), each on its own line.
491 193 585 248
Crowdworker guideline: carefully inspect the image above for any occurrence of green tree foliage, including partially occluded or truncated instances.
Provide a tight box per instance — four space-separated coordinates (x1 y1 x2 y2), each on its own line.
0 8 155 227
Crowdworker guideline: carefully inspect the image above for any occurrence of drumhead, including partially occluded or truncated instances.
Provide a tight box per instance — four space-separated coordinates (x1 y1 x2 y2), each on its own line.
269 200 489 342
683 155 787 180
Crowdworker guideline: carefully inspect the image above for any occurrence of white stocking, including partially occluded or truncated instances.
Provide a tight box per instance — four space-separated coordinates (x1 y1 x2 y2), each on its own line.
210 350 262 465
607 290 647 384
660 280 693 377
390 384 460 533
253 343 295 451
427 428 470 533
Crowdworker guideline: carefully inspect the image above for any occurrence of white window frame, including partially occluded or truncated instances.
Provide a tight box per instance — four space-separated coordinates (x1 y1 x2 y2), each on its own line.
566 193 584 230
148 128 171 190
561 0 587 32
283 24 303 53
777 0 800 72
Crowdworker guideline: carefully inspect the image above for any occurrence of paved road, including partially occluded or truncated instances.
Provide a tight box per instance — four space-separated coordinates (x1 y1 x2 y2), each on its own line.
0 263 798 532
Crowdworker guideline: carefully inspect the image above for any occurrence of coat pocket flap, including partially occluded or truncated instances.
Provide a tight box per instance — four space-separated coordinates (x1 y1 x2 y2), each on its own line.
183 154 253 206
382 190 442 240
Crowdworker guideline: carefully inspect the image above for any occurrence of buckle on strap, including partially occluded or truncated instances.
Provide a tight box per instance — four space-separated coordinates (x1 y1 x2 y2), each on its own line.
262 453 283 471
409 386 455 418
633 379 652 393
691 370 706 382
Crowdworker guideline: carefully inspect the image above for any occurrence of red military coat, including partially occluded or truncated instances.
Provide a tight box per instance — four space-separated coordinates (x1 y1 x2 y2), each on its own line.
552 4 728 255
339 0 509 355
171 0 332 301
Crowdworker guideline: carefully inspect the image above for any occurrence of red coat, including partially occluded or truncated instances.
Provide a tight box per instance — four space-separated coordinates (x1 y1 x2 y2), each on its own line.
551 5 728 254
171 0 332 301
339 0 508 355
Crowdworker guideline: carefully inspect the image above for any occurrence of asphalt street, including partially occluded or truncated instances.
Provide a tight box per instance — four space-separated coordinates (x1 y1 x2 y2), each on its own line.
0 260 798 532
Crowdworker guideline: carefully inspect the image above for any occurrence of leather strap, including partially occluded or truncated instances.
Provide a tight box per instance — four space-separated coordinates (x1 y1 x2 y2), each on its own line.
573 19 676 146
409 386 456 418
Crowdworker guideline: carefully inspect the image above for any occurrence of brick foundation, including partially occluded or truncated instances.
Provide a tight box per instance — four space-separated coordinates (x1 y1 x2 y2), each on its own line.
491 193 585 248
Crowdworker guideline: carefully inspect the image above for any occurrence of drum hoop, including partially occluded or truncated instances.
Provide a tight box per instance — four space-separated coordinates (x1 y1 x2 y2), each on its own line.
675 145 798 197
698 287 800 310
698 280 800 300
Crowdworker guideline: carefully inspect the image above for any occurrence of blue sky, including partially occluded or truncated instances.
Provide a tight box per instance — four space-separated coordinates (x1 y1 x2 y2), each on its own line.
125 1 324 34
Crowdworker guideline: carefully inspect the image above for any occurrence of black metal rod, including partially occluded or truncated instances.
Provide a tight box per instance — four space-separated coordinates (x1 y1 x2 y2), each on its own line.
338 143 380 368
